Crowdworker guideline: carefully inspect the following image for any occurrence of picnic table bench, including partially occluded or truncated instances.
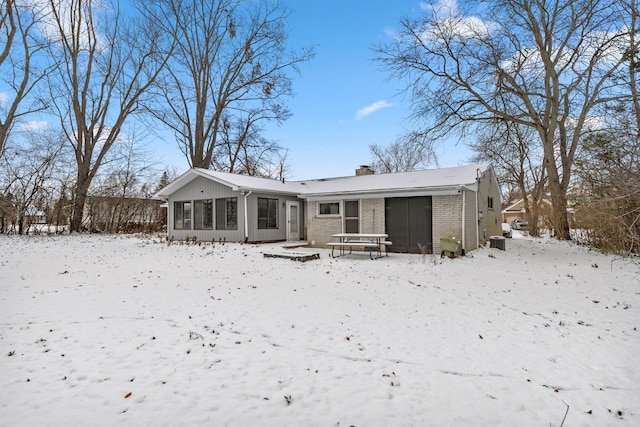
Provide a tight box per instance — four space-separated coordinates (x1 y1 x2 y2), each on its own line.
327 233 392 260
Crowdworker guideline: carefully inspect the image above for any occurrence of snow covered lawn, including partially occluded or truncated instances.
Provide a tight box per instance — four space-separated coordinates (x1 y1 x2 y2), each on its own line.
1 234 638 426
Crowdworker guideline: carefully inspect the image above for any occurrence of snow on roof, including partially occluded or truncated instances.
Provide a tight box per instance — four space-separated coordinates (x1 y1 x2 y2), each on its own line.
153 168 303 198
296 163 490 197
195 168 303 194
154 163 491 199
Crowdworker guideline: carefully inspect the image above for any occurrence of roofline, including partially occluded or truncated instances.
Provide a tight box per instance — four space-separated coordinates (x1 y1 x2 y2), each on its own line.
153 163 492 199
153 168 300 199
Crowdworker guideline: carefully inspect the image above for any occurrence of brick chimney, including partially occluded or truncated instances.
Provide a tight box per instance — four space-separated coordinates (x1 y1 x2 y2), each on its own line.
356 165 374 176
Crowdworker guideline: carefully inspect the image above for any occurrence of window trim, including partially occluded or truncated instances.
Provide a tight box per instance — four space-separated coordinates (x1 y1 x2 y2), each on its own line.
257 197 279 229
193 199 213 230
488 196 494 210
173 201 192 230
317 201 341 216
216 197 238 230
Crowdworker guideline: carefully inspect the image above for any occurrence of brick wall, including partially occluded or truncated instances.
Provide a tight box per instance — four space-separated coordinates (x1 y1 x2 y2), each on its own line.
306 198 386 248
359 198 385 234
432 194 463 254
305 201 342 247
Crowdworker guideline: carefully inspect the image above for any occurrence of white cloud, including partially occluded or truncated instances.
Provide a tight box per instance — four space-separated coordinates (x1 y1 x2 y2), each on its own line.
0 92 8 107
355 100 393 120
420 0 498 42
20 121 49 131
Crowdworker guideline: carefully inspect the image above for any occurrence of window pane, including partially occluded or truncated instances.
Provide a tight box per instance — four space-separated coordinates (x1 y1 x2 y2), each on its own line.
345 200 358 217
268 199 278 228
194 200 203 229
345 218 359 233
319 202 339 215
258 197 278 229
216 199 225 229
203 200 213 229
183 202 191 229
174 201 183 229
174 201 191 230
258 198 267 229
226 198 237 229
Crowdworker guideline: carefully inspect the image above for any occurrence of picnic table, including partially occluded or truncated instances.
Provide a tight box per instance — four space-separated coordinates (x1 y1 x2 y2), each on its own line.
327 233 392 259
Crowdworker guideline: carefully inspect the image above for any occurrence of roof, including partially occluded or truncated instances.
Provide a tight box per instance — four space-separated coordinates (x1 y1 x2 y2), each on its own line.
153 168 303 198
153 163 493 199
297 163 490 198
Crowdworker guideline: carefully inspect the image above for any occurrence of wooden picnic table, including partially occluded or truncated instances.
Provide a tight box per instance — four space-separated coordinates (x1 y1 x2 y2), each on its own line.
327 233 392 259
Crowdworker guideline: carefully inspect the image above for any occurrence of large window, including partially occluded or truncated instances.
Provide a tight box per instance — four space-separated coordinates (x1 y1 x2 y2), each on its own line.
258 197 278 229
318 202 340 215
174 201 192 230
194 199 213 230
216 197 238 230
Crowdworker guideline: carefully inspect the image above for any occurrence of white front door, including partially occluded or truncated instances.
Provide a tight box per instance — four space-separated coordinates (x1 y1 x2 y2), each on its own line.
286 201 300 241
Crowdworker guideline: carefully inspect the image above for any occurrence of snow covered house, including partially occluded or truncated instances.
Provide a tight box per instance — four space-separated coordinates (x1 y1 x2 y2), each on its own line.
153 163 502 254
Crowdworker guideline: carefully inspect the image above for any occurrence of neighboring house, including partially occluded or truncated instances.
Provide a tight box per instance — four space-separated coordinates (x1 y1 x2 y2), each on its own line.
502 195 575 231
25 210 47 225
153 163 502 254
502 198 531 225
83 196 165 232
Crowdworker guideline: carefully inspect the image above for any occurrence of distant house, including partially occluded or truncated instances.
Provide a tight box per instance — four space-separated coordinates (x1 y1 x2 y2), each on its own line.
502 195 576 231
502 198 530 225
153 163 502 254
83 196 165 232
25 210 46 225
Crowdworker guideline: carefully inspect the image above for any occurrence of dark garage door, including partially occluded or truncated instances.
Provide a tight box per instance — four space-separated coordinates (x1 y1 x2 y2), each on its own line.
385 196 432 254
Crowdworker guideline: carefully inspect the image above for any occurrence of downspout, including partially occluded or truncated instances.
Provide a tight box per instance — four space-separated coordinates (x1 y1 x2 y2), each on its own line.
475 186 479 249
243 190 252 243
461 188 466 255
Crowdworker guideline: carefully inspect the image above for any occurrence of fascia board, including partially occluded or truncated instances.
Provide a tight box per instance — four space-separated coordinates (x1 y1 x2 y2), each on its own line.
301 186 462 201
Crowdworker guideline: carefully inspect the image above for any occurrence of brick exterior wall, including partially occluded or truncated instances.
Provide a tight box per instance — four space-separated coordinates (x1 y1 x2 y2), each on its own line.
359 198 385 234
432 195 463 254
306 199 386 248
305 167 501 255
305 201 342 247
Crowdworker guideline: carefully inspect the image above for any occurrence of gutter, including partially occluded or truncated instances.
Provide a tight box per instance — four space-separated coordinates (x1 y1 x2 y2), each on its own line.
300 185 467 201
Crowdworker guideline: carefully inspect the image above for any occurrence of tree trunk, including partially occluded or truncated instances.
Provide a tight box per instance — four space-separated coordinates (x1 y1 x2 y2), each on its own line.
545 160 571 239
70 172 90 233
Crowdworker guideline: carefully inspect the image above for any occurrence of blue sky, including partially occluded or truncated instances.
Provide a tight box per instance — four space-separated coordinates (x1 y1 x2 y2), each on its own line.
152 0 472 180
261 0 472 180
2 0 472 180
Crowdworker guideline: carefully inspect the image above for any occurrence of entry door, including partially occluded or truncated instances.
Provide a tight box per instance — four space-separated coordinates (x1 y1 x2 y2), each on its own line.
286 201 300 241
344 200 359 233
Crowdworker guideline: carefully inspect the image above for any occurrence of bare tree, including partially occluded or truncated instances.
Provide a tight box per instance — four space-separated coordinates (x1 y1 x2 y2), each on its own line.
374 0 634 239
212 112 288 177
574 105 640 253
369 132 436 173
0 0 51 157
469 121 547 236
45 0 173 232
86 131 163 232
572 0 640 253
0 127 67 234
141 0 313 170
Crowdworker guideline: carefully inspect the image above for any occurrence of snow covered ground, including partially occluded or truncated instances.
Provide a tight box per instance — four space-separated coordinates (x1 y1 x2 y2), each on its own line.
1 233 638 426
